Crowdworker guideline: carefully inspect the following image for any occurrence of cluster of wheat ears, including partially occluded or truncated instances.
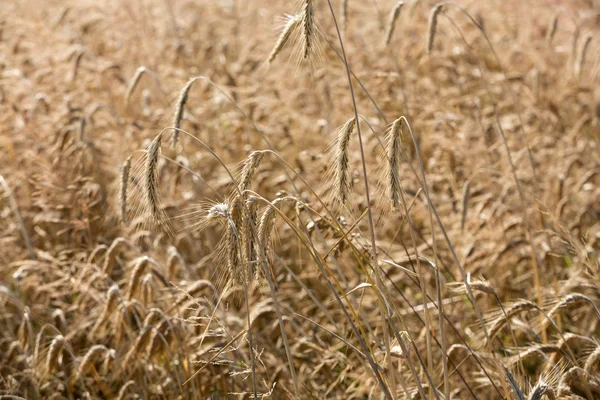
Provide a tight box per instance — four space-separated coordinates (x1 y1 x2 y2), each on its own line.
1 0 599 398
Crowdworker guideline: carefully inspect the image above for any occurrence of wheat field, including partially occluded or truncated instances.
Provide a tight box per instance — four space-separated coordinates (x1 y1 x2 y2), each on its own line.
1 0 599 399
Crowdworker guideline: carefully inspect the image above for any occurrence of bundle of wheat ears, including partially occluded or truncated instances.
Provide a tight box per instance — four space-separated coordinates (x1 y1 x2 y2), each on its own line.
1 0 599 398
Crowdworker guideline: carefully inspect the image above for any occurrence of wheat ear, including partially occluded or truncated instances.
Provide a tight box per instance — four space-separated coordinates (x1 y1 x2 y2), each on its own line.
385 1 404 45
575 33 592 78
546 12 559 44
426 4 443 54
171 77 199 149
385 117 403 209
125 66 147 104
239 150 264 192
301 0 315 60
117 380 136 400
145 133 164 226
120 155 132 223
529 381 556 400
268 14 301 64
333 117 356 205
46 335 66 374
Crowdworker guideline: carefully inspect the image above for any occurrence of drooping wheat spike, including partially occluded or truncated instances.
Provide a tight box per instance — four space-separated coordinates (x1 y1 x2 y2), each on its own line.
239 150 265 193
120 155 132 223
117 380 136 400
529 380 556 400
569 27 580 73
46 335 66 374
385 117 403 209
123 325 153 366
575 33 593 78
332 117 356 205
488 300 538 342
145 132 165 226
226 196 245 287
584 346 600 374
209 203 230 220
342 0 349 32
385 1 404 45
52 309 66 334
77 344 109 379
128 256 150 300
70 49 85 85
426 4 443 54
103 237 131 274
268 14 301 64
464 275 496 296
546 294 592 322
92 285 121 336
125 66 147 104
257 198 284 283
503 366 526 400
166 246 186 279
18 310 32 350
141 273 154 306
244 195 260 273
546 12 559 45
461 180 471 231
102 348 117 373
301 0 316 60
171 77 198 149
